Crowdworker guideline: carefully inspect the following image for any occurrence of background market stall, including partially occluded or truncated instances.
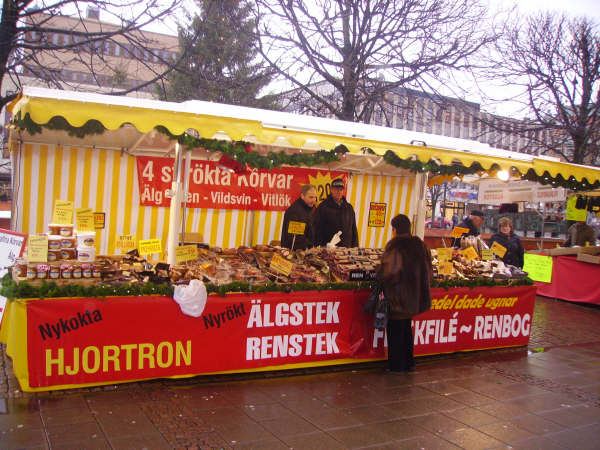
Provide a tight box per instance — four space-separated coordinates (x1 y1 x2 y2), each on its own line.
3 86 599 391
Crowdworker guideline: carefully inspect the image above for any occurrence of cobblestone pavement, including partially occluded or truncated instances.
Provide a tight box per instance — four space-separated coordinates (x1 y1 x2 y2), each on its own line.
0 296 599 449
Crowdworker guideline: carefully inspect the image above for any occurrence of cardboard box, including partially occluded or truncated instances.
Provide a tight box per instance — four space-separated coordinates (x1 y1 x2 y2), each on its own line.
578 246 600 256
548 247 579 256
577 253 600 264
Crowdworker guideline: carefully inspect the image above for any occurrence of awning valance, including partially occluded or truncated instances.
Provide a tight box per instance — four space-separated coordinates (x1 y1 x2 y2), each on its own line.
8 86 600 186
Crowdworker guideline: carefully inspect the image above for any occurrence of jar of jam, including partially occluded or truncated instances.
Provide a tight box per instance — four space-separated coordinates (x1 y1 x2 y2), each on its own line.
49 265 60 279
60 248 77 260
60 264 72 279
81 264 92 278
47 250 60 262
59 224 74 237
14 260 27 278
27 264 37 280
48 235 62 250
71 264 82 279
60 237 76 249
92 264 102 278
36 264 49 279
48 223 62 236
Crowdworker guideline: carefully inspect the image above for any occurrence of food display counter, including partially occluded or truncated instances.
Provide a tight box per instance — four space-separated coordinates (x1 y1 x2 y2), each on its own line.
0 284 536 392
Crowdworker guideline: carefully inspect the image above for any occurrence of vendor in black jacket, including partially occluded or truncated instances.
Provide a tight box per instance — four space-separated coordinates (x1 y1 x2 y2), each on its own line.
280 184 317 250
488 216 524 268
452 210 484 247
314 178 359 247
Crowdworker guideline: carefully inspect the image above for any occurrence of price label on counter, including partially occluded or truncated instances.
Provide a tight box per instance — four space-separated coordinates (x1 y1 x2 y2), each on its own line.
436 248 453 261
523 253 553 283
450 226 469 238
76 208 95 232
52 200 73 225
490 241 507 258
175 245 198 264
288 221 306 235
138 238 162 256
438 261 454 275
27 235 49 262
270 253 293 276
462 246 479 261
116 235 137 252
481 249 494 260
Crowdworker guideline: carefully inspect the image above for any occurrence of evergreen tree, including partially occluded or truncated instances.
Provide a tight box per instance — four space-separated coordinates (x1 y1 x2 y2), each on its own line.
159 0 278 109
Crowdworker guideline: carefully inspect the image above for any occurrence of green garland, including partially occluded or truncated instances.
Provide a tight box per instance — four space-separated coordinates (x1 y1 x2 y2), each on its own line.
0 274 532 301
521 169 600 192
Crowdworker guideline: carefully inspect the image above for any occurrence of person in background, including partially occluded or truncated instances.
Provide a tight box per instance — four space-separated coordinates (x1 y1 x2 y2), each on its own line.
452 210 485 247
314 178 358 247
565 220 597 247
488 217 524 268
378 214 432 373
280 184 317 250
452 213 459 227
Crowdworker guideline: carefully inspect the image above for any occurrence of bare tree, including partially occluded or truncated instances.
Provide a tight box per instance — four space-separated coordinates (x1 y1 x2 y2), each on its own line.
483 13 600 165
0 0 182 112
253 0 496 124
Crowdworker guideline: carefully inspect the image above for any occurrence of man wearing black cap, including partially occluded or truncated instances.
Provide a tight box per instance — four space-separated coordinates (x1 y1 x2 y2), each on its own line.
452 210 485 247
314 178 359 247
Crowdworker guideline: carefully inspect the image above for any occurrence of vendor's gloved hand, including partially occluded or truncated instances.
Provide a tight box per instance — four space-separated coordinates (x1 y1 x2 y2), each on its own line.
327 230 342 248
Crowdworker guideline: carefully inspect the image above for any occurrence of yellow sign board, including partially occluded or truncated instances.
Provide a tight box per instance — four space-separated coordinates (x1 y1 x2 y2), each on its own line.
438 261 454 275
436 248 453 261
451 226 470 238
462 246 479 261
523 253 553 283
94 212 105 229
490 241 507 258
116 235 137 252
270 253 293 276
75 208 95 232
138 238 162 256
52 200 73 225
175 245 199 264
27 234 49 263
566 195 587 221
481 249 494 261
368 202 387 227
288 221 306 235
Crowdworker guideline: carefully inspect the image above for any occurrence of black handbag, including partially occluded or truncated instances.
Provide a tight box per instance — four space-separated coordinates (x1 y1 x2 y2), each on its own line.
373 290 388 329
363 284 380 315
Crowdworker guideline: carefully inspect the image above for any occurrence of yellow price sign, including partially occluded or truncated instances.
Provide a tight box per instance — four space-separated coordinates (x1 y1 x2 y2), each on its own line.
288 221 306 235
438 261 454 275
490 241 507 258
523 253 553 283
368 202 387 227
52 200 73 225
436 248 453 261
94 212 105 229
116 235 137 252
450 226 470 238
175 245 199 264
462 246 479 261
481 249 494 260
138 238 162 256
27 234 49 263
76 208 95 232
270 253 293 276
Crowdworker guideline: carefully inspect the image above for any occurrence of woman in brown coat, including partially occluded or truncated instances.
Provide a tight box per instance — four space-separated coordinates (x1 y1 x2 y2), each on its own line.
378 214 433 372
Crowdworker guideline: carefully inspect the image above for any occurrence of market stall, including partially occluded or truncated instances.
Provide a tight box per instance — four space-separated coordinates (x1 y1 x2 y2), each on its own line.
2 86 599 391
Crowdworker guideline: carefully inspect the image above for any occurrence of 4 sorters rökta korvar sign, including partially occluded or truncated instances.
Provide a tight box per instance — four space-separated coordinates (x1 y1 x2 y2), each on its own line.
136 156 347 211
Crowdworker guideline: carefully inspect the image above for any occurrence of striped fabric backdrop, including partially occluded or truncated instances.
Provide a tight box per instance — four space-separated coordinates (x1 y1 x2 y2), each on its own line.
13 143 415 254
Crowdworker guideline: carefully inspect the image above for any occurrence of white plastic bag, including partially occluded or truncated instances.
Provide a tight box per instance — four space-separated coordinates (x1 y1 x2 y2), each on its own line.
173 279 207 317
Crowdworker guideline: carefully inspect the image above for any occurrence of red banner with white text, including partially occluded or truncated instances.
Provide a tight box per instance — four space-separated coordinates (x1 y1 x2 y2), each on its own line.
23 286 536 389
136 156 347 210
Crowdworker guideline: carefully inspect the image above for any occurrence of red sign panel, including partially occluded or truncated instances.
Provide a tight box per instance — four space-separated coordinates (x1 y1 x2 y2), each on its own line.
136 156 347 211
24 286 536 389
